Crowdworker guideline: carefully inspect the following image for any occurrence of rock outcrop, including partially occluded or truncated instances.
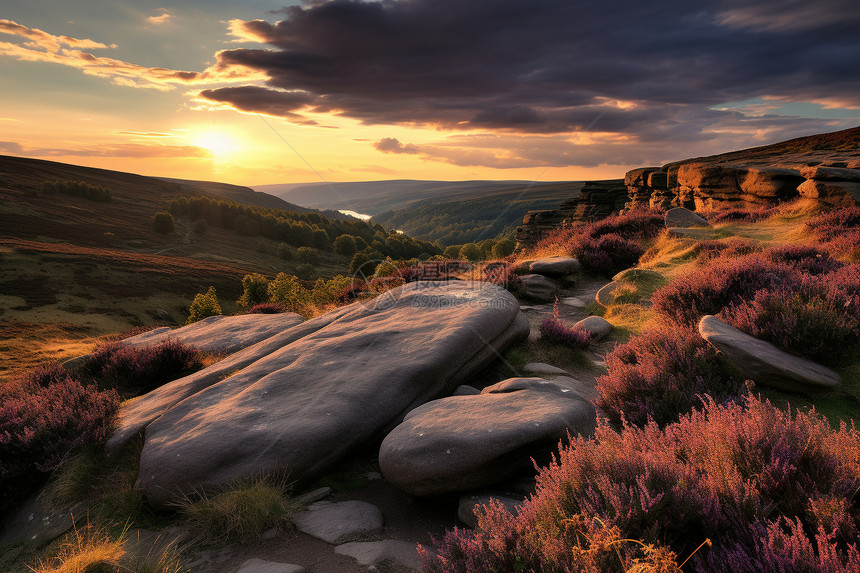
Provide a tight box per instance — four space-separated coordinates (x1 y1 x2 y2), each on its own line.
379 377 596 496
698 315 841 393
109 281 528 508
516 180 626 248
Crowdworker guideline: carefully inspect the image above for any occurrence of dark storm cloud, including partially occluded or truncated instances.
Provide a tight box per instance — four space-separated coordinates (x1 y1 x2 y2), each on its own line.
206 0 860 127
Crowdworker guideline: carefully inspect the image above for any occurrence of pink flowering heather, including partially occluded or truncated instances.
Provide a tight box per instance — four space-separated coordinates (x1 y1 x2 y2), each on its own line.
706 206 773 224
424 396 860 573
78 339 203 393
693 238 761 264
596 325 743 427
247 302 287 314
0 375 119 513
539 316 591 349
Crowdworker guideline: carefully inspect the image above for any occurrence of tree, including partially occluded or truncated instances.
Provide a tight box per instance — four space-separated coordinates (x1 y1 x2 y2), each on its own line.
333 234 357 258
443 245 461 259
296 246 320 265
238 273 270 309
153 211 174 234
187 286 221 324
277 243 293 260
492 238 516 259
349 252 375 277
295 263 317 281
268 272 310 315
191 218 208 234
458 242 482 261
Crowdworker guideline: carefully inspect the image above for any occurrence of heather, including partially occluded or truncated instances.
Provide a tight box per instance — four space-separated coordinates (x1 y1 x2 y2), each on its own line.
691 238 760 263
539 316 591 349
427 397 860 572
596 325 743 427
0 374 119 514
77 339 203 393
805 206 860 260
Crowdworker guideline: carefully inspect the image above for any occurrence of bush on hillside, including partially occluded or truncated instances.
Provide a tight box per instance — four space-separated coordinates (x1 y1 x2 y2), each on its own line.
0 375 119 513
191 218 208 234
571 233 644 276
491 238 516 259
765 244 845 275
187 286 221 324
539 317 591 349
425 396 860 572
651 256 803 326
277 242 293 261
333 234 357 258
238 273 270 309
805 206 860 260
40 179 111 202
153 211 174 234
78 340 203 393
268 273 311 316
296 246 319 265
596 325 743 427
720 279 859 365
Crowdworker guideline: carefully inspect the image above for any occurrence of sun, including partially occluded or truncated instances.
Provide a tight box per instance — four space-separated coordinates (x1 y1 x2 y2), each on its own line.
193 130 238 158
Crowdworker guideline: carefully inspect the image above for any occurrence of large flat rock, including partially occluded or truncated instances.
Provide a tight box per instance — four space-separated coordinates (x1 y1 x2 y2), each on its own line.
129 282 528 507
665 207 711 228
528 257 581 277
698 315 841 393
379 377 596 496
123 313 304 355
293 501 383 544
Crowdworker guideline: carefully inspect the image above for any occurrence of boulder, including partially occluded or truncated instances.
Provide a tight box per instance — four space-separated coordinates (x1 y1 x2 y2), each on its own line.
519 274 559 302
379 377 596 496
665 207 710 228
572 316 612 341
335 540 421 570
452 385 481 396
798 179 860 206
458 494 523 529
293 501 383 544
122 313 304 355
739 167 803 199
122 282 528 508
528 257 581 277
800 165 860 182
698 315 840 393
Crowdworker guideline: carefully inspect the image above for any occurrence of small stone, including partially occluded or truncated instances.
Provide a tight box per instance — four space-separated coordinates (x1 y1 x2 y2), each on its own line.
293 501 384 544
572 316 612 341
665 207 710 228
559 296 586 308
236 558 305 573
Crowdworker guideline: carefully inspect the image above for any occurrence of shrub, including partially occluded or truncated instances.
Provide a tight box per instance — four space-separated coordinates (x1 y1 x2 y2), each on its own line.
651 255 803 326
586 209 665 240
177 476 302 544
40 179 111 202
765 244 845 275
720 281 859 364
443 245 461 259
0 376 119 513
539 317 591 349
78 340 203 393
427 396 860 572
596 325 743 427
349 252 375 277
491 238 516 259
481 262 523 294
153 211 174 234
295 262 317 281
268 272 311 316
277 242 293 261
187 286 221 324
296 246 319 265
572 233 644 276
806 206 860 260
238 273 270 309
333 234 357 258
459 242 482 261
247 302 286 314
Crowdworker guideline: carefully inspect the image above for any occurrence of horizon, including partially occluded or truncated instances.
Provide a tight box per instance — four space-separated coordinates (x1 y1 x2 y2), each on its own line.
2 1 860 186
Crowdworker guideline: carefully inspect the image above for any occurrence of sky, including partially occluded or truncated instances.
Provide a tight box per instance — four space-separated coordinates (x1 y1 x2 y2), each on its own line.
1 0 860 186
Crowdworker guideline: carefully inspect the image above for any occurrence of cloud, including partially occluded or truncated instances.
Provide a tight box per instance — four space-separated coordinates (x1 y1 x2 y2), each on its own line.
146 11 173 26
198 0 860 144
3 140 211 159
0 19 261 90
373 137 419 154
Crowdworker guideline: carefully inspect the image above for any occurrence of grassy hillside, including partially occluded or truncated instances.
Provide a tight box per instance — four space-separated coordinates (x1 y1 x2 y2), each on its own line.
0 156 353 380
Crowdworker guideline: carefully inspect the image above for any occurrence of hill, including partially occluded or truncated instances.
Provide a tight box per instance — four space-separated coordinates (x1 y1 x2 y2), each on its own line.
0 155 427 380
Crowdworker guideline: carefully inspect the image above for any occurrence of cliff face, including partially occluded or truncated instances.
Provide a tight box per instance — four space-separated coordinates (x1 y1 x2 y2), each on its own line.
626 126 860 211
515 180 626 247
516 126 860 249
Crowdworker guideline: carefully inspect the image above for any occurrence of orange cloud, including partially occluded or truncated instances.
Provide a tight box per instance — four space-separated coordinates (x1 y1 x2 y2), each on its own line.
0 19 264 91
146 12 173 26
4 140 211 159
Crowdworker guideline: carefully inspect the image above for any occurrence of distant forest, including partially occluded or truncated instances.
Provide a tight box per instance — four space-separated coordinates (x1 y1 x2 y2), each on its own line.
167 195 439 260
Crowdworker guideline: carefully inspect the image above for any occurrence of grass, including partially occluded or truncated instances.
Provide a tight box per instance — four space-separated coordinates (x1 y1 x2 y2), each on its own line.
175 476 303 545
32 522 126 573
